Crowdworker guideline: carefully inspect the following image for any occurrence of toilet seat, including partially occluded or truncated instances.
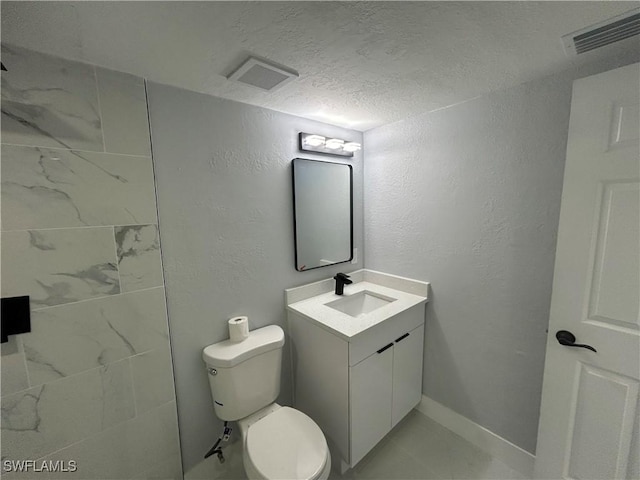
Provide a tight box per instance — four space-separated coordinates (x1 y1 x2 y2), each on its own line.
245 407 329 480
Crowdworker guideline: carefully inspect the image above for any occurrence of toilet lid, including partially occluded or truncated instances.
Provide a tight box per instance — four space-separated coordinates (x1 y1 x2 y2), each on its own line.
246 407 327 480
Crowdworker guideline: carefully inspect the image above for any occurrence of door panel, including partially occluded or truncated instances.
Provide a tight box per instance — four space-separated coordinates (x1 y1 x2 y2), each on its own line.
391 324 424 427
350 346 393 466
534 63 640 480
566 364 638 479
587 181 639 330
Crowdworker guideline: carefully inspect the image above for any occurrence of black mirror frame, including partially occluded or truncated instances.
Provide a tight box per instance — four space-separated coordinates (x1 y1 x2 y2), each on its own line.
291 158 354 272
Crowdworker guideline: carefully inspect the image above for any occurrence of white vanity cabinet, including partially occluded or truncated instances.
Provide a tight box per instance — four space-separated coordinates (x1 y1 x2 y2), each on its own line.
287 302 426 469
350 323 424 465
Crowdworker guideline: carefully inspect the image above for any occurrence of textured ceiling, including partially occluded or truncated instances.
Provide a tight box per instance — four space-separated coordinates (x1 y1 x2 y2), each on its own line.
2 1 639 131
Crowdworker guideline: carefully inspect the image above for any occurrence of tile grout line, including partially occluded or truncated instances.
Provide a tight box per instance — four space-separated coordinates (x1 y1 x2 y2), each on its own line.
92 65 107 154
0 143 152 159
2 223 159 234
19 336 34 390
30 285 166 312
111 225 124 294
128 356 139 418
3 343 169 399
3 225 115 234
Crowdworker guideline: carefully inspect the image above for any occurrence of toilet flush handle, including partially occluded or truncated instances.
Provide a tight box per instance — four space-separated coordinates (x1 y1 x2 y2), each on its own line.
208 367 217 376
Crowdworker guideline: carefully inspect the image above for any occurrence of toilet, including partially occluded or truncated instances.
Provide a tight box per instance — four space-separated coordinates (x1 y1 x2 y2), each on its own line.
202 325 331 480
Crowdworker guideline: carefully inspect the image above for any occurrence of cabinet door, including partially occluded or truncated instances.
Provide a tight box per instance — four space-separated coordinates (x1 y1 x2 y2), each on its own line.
391 324 425 427
350 345 393 466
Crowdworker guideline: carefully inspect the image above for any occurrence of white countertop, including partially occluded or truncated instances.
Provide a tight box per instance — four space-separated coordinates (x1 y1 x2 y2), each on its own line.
286 278 428 340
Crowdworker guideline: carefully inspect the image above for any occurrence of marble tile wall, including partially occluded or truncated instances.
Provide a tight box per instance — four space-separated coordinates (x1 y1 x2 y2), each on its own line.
1 45 182 479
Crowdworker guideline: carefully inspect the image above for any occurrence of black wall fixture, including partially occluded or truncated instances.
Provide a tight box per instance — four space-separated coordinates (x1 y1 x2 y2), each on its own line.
1 296 31 343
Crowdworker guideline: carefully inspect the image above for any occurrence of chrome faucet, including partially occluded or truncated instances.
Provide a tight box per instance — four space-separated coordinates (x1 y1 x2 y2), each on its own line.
333 273 353 295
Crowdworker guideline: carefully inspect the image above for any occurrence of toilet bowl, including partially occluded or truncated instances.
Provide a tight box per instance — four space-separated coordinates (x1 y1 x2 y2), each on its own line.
203 325 331 480
238 404 330 480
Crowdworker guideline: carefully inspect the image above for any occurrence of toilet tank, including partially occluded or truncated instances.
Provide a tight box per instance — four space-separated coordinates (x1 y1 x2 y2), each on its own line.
202 325 285 421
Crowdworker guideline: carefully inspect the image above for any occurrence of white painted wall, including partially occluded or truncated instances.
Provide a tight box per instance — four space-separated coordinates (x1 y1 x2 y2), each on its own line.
146 82 363 473
363 53 639 454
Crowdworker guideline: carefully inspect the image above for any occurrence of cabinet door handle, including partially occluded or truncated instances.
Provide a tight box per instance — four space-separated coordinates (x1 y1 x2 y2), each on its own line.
377 343 394 354
395 332 410 343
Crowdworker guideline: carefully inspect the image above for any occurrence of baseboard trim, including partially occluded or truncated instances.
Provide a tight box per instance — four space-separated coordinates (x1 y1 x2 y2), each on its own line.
416 395 535 477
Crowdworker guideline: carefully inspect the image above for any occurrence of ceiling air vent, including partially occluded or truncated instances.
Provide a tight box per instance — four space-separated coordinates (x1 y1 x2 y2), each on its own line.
562 8 640 56
227 56 298 92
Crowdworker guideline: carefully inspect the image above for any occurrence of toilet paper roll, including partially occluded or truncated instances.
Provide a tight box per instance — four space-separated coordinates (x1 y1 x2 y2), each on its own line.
228 316 249 342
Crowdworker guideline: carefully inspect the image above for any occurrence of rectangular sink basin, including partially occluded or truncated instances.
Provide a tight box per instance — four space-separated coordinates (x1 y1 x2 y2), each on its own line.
325 290 396 318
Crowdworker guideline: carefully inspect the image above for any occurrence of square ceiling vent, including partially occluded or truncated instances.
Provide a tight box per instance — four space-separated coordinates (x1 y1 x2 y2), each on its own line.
227 57 298 92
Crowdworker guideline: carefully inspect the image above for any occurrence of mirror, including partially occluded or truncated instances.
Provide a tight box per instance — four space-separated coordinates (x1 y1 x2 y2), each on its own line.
292 158 353 271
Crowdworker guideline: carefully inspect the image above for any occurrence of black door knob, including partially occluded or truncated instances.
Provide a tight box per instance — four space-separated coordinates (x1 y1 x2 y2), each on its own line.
556 330 597 353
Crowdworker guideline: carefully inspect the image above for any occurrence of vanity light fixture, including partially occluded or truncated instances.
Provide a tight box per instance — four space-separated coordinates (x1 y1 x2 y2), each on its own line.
343 142 362 153
299 132 361 158
303 134 326 147
325 138 344 150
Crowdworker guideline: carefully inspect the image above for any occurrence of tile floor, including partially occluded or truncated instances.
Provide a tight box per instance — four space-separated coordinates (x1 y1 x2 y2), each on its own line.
186 408 530 480
331 410 529 480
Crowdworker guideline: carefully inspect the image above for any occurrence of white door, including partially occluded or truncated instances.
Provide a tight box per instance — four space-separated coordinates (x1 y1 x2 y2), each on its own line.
535 63 640 480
